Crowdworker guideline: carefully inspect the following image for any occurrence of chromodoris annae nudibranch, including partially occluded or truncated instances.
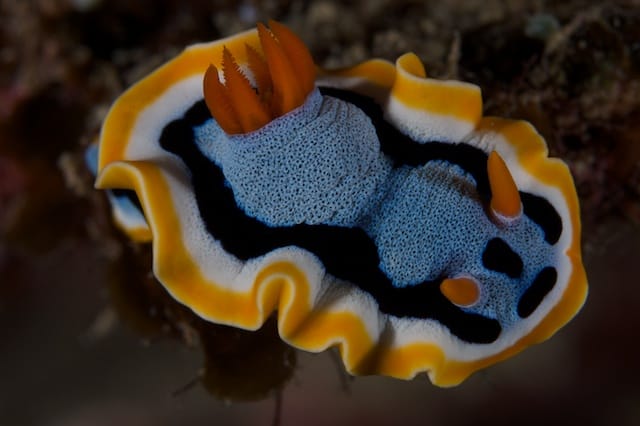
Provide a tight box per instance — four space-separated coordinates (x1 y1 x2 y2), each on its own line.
92 21 587 386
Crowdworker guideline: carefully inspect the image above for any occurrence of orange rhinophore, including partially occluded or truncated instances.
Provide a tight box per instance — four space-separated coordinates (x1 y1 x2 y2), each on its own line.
440 277 481 308
487 151 522 220
203 20 316 134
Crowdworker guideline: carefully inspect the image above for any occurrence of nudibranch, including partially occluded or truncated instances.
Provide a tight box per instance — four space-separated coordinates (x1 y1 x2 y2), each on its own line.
93 21 587 386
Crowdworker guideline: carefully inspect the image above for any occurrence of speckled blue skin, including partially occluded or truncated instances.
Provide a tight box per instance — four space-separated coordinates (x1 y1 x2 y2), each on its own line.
362 162 553 326
192 89 555 328
195 89 392 227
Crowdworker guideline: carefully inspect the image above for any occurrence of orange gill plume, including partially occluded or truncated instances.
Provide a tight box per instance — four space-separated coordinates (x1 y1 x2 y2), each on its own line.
487 151 522 220
203 20 317 135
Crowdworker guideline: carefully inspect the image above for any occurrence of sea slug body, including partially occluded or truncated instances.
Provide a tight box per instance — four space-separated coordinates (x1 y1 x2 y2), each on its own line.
92 21 587 386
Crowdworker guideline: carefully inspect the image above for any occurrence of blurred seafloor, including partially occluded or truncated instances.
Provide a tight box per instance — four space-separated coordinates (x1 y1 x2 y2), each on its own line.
1 1 640 425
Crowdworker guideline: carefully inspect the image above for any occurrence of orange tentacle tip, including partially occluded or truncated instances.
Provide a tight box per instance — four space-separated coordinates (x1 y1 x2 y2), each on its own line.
202 21 317 135
487 151 522 221
440 277 481 308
